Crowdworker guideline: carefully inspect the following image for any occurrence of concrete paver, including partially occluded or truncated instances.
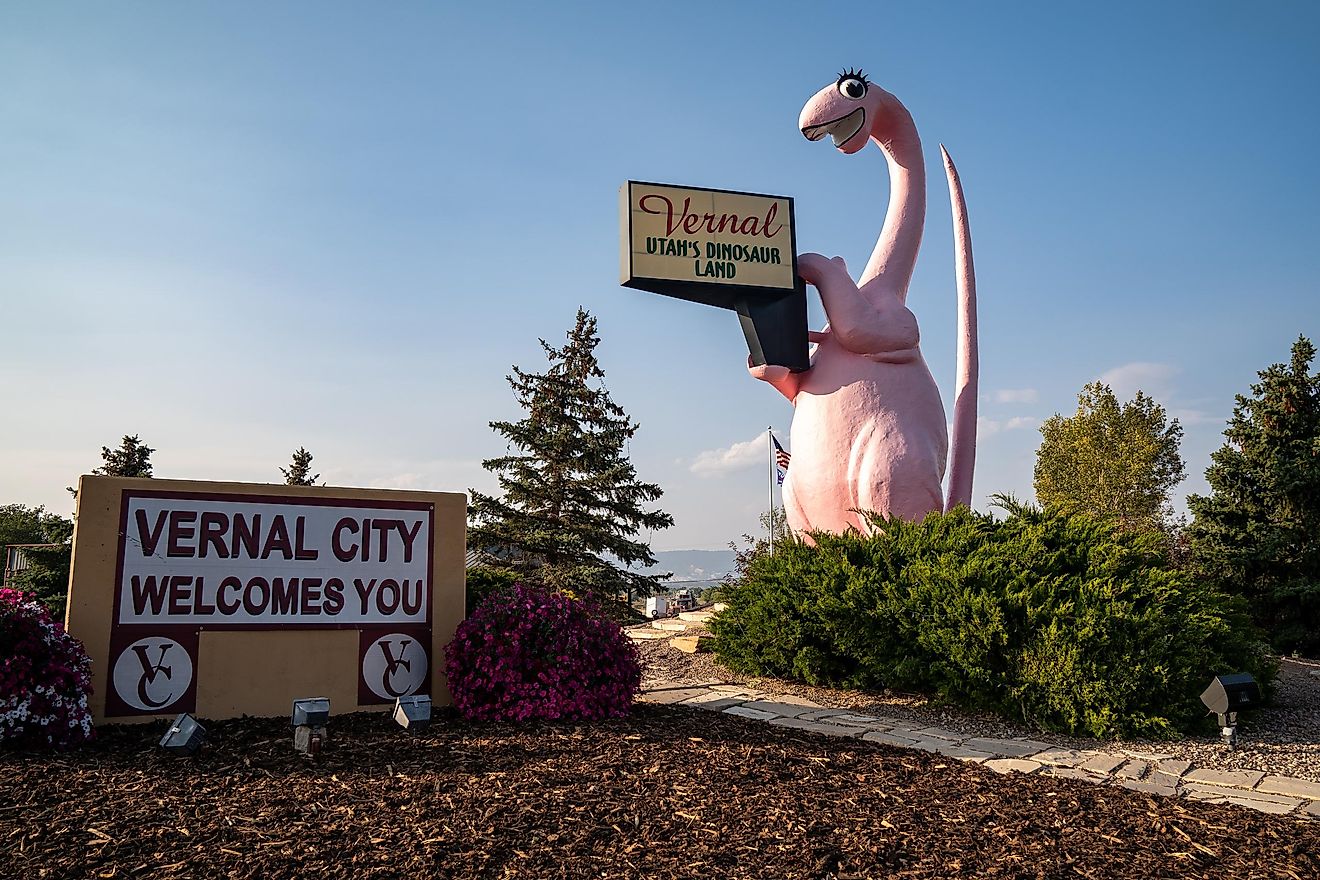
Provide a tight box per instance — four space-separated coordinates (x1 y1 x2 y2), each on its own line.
906 736 975 754
983 758 1042 775
830 713 888 726
1222 795 1303 815
909 726 965 741
627 629 672 640
768 717 865 737
862 731 920 748
1255 775 1320 800
1044 767 1107 782
965 738 1047 758
642 688 721 704
1031 748 1087 768
1181 783 1300 808
1121 751 1174 762
1182 768 1265 790
1079 755 1127 775
739 700 818 717
932 745 993 761
1113 760 1148 780
1120 778 1178 797
681 696 749 712
795 709 852 722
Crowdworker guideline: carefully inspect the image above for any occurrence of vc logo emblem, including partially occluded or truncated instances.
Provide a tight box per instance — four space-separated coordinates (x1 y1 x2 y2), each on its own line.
362 633 428 700
112 637 194 712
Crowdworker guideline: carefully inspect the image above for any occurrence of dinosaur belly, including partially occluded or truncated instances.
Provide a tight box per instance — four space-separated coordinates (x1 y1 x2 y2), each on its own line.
784 350 948 536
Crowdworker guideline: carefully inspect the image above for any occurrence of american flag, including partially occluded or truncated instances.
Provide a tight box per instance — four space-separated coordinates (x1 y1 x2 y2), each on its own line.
772 434 790 485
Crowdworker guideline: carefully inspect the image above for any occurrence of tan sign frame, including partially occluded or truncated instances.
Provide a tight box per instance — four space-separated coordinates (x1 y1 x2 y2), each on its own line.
66 476 466 724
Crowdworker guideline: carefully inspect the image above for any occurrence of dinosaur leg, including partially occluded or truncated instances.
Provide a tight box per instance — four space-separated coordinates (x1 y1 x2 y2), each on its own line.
852 424 944 529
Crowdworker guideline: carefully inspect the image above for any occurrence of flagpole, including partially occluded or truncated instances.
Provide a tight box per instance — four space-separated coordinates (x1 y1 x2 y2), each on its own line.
767 426 775 554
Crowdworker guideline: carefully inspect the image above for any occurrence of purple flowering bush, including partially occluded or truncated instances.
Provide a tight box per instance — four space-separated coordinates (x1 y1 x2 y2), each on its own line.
1 588 94 750
444 583 640 722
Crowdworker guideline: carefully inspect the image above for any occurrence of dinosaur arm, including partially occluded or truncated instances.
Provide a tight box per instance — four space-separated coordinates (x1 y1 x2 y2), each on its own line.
798 253 919 354
747 358 801 403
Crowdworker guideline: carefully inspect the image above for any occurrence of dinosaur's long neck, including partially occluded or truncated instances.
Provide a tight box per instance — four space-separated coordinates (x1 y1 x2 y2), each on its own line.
858 99 925 304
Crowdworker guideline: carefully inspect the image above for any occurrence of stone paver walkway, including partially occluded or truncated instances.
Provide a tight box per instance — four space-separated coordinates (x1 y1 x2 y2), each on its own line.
640 681 1320 820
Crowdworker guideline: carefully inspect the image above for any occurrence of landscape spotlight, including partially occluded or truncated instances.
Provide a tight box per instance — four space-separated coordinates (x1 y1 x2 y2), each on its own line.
159 713 207 756
292 697 330 758
393 695 432 732
1200 673 1260 748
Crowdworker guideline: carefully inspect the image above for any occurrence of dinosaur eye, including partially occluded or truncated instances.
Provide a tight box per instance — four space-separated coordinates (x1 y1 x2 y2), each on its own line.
838 77 867 100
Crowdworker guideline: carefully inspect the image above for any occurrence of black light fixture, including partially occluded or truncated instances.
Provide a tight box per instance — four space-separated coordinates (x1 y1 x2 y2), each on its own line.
393 695 431 732
291 697 330 757
159 713 207 756
1200 673 1260 748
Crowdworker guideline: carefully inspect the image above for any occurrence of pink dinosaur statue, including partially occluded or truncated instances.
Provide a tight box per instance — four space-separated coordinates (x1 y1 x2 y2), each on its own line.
750 70 978 536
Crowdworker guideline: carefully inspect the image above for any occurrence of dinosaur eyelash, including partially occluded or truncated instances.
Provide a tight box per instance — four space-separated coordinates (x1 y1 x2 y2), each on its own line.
836 68 870 87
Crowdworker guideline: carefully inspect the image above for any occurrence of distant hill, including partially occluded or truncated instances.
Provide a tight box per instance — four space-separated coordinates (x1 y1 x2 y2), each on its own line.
640 548 737 586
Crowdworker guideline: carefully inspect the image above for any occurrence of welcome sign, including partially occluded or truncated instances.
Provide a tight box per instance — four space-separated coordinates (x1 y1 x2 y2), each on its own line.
66 477 466 723
620 181 810 371
118 495 431 626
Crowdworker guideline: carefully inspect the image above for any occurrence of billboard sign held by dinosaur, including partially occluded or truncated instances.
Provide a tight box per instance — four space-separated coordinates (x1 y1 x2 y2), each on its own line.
620 181 809 372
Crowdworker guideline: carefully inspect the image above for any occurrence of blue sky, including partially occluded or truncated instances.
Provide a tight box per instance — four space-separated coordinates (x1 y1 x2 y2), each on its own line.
2 2 1317 550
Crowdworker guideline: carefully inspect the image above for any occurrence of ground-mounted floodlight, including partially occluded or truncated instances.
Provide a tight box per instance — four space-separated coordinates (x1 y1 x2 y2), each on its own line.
1200 673 1260 748
159 713 207 756
292 697 330 757
292 697 330 727
393 695 432 732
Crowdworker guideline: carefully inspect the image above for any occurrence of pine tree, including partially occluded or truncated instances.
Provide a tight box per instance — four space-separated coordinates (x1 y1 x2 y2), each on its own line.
69 434 155 501
1033 382 1185 534
468 308 674 603
95 435 155 477
281 447 321 486
1188 336 1320 654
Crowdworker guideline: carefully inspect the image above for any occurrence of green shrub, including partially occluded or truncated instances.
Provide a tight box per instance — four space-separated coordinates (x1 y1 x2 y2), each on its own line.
710 500 1275 739
465 565 520 614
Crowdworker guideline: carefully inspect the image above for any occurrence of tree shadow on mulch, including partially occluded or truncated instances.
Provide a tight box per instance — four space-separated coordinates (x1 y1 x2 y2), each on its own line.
1 705 1315 879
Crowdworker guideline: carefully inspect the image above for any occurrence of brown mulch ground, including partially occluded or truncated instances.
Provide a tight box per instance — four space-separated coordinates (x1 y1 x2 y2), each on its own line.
2 706 1316 880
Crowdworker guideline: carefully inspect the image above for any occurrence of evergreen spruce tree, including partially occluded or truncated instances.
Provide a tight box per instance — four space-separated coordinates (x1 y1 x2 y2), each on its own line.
281 447 321 486
95 434 155 477
68 434 155 501
468 309 674 603
1188 336 1320 654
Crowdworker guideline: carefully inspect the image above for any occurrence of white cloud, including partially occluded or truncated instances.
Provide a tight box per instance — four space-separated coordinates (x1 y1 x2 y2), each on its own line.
994 388 1039 404
690 434 769 475
978 416 1038 438
1099 362 1178 402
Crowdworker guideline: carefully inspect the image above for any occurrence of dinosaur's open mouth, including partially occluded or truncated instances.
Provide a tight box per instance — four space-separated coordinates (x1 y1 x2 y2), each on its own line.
801 108 866 148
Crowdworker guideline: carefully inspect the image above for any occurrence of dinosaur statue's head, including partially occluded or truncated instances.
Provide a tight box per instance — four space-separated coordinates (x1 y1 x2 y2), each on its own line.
799 69 890 155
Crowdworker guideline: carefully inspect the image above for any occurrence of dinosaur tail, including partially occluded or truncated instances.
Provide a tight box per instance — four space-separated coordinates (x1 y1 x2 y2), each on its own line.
940 145 978 512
